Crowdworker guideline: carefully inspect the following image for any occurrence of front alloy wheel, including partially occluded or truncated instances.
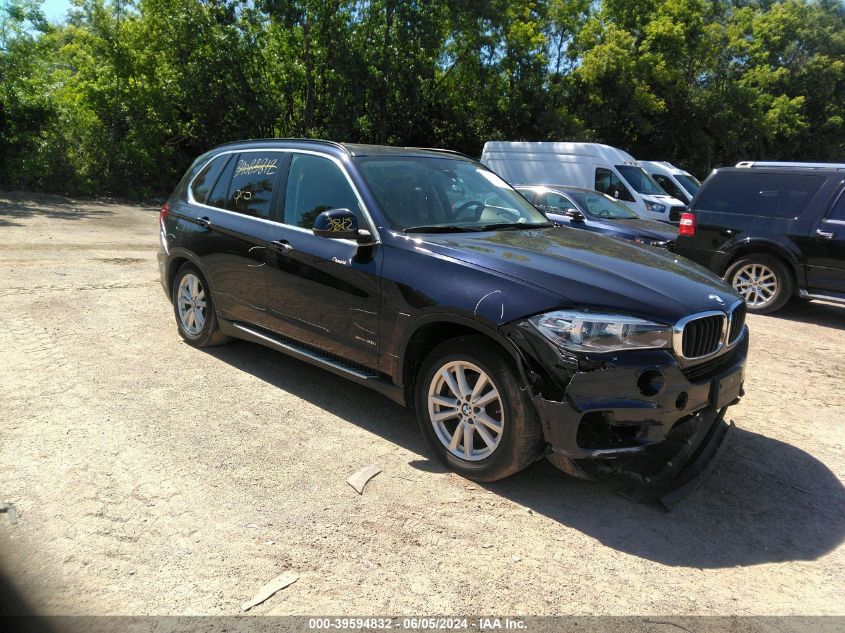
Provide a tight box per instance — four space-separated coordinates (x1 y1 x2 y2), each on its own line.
428 361 504 461
415 336 544 482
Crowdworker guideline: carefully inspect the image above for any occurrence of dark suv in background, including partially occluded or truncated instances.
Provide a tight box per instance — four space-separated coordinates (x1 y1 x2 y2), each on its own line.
675 163 845 313
159 139 747 505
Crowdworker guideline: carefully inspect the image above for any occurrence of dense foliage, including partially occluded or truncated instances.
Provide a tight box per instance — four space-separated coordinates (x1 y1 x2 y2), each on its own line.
1 0 844 198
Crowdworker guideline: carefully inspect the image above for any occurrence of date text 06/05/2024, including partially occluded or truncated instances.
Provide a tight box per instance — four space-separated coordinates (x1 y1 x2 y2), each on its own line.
307 617 527 630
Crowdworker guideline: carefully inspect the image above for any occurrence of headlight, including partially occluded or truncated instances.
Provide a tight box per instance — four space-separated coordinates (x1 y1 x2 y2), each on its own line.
644 201 666 214
529 310 672 353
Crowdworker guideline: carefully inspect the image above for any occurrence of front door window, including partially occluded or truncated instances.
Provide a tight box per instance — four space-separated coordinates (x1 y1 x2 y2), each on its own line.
284 154 362 229
595 168 634 202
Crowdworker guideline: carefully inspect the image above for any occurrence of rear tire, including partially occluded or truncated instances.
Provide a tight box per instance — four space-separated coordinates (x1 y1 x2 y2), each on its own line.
414 336 545 482
171 263 229 347
725 254 793 314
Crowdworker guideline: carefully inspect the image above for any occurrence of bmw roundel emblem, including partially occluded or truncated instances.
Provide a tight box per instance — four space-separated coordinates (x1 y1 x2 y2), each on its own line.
709 293 726 305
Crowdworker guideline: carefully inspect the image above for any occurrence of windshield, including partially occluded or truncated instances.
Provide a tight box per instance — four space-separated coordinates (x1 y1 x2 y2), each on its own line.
565 191 639 219
354 156 551 232
675 174 701 196
615 165 666 195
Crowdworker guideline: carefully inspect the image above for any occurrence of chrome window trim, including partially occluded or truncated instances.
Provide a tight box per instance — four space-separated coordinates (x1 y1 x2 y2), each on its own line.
185 147 381 246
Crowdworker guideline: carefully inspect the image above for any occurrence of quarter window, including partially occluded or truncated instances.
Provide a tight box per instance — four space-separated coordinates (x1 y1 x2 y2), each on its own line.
207 155 236 209
595 168 634 202
225 153 281 219
827 191 845 222
284 154 361 229
191 155 228 204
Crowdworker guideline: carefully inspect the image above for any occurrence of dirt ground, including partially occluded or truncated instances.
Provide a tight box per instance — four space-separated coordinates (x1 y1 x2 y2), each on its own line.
0 191 843 617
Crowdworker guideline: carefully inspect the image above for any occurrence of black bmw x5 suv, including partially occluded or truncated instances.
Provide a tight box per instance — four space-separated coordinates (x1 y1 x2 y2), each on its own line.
159 139 748 500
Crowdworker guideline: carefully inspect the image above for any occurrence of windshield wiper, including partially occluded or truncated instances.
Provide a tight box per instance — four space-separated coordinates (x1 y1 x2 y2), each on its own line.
475 222 553 231
403 225 485 233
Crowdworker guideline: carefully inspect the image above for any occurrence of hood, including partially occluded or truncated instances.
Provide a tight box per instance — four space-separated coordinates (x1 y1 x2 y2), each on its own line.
643 193 685 207
609 217 678 241
411 227 738 324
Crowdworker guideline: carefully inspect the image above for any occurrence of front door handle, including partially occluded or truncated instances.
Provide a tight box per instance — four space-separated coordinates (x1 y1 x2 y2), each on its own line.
816 228 835 240
270 239 293 252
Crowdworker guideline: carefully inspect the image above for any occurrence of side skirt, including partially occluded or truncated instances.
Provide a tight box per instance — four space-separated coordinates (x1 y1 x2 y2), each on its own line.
798 288 845 305
217 317 406 406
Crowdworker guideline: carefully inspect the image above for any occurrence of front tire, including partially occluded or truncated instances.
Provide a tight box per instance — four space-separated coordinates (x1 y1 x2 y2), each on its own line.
725 254 794 314
171 263 229 347
414 336 544 482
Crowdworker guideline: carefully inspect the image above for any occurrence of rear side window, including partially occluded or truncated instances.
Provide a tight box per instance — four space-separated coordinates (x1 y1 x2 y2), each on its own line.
595 167 634 202
190 155 228 204
538 191 575 211
284 154 360 229
696 172 825 218
225 153 281 219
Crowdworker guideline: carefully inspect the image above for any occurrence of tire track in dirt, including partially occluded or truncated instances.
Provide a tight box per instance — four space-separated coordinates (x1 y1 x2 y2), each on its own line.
0 280 158 297
0 311 190 602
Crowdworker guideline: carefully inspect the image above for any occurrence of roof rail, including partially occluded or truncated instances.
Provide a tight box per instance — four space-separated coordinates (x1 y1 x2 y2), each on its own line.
406 147 474 160
736 160 845 170
213 138 351 155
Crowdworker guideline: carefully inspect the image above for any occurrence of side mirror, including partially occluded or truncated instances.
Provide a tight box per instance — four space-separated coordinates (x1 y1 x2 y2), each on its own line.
313 208 367 241
565 208 585 222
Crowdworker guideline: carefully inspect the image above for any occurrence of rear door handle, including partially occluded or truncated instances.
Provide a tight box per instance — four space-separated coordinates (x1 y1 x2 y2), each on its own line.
720 228 734 236
270 239 293 252
816 228 835 239
196 216 211 230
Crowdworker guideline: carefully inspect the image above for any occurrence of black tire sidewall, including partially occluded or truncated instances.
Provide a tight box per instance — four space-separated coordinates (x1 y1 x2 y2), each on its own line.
726 254 793 314
414 337 542 481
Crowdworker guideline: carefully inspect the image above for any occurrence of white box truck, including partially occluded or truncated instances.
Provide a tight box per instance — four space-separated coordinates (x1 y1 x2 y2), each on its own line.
480 142 686 222
638 160 701 205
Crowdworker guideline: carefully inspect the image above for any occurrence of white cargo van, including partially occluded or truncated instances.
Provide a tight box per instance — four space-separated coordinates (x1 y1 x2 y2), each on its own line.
480 142 686 222
638 160 701 205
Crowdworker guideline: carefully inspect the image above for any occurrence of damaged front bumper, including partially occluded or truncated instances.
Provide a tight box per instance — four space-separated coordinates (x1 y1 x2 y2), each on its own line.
505 320 748 504
532 342 745 461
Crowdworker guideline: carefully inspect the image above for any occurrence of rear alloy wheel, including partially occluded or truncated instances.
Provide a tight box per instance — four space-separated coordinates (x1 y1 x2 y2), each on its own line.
726 254 793 314
415 336 544 481
177 273 207 336
172 263 229 347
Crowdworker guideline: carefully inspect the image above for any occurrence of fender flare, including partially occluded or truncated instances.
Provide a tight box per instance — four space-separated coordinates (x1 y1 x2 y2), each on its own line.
397 311 532 390
718 238 803 283
164 247 219 300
